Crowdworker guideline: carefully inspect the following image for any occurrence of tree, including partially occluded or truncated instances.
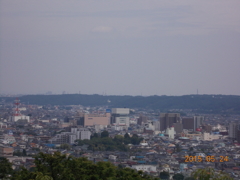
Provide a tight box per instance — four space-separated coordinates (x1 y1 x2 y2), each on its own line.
124 133 130 139
184 177 195 180
0 157 13 179
23 149 27 156
101 130 109 138
191 168 233 180
173 173 184 180
130 134 143 145
59 144 70 150
91 133 99 139
12 152 159 180
160 171 170 180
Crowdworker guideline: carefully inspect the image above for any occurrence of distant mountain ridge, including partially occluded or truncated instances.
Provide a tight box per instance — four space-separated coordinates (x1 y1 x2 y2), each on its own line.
2 94 240 114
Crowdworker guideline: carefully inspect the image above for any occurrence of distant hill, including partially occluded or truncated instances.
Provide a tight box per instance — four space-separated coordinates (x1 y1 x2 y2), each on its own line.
2 94 240 114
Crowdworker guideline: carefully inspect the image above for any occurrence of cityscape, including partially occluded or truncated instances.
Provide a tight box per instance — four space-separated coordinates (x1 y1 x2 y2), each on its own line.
1 0 240 179
0 95 240 179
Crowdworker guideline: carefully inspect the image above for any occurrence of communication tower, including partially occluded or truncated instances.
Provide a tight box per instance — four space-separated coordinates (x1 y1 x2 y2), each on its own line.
14 98 21 116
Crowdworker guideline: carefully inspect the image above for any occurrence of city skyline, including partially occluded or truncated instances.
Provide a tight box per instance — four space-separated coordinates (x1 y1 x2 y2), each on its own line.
1 0 240 96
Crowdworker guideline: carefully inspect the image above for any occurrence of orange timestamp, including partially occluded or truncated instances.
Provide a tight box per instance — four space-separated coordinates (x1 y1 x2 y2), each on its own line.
185 155 229 162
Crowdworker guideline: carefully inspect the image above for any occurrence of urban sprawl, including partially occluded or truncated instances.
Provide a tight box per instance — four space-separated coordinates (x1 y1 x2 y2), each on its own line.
1 98 240 179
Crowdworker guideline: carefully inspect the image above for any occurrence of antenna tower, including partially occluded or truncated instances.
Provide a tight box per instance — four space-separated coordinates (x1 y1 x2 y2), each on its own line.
14 98 21 116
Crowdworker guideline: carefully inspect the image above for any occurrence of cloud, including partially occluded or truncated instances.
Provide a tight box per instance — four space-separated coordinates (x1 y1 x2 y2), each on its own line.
91 26 113 33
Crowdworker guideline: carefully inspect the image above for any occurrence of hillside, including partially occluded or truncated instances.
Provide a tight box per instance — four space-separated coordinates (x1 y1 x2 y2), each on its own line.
2 94 240 114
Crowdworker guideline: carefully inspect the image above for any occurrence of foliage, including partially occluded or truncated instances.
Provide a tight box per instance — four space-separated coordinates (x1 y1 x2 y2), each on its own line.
191 168 233 180
184 178 195 180
91 133 99 139
76 132 142 151
59 144 70 150
101 130 109 138
173 173 184 180
0 157 13 179
77 137 128 151
12 152 158 180
159 171 170 179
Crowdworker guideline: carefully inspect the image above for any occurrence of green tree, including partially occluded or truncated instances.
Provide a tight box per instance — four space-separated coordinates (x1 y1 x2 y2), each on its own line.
184 177 195 180
59 144 70 150
160 171 170 180
124 133 130 139
173 173 184 180
130 134 143 145
191 168 233 180
101 130 109 138
35 172 53 180
91 133 99 139
12 152 158 180
0 157 13 179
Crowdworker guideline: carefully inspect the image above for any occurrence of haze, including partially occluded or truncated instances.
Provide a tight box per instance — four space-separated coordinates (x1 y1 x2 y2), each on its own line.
1 0 240 96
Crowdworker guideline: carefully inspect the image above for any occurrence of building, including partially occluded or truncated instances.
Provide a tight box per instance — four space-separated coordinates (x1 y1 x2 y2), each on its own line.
173 123 183 134
111 108 130 127
0 144 14 157
159 113 180 131
9 115 30 123
229 123 238 139
0 134 16 144
131 164 157 173
137 115 148 125
236 128 240 144
203 133 222 141
77 111 110 127
182 117 194 130
194 116 204 130
165 127 175 139
201 124 212 133
182 116 204 131
8 98 30 122
49 128 91 145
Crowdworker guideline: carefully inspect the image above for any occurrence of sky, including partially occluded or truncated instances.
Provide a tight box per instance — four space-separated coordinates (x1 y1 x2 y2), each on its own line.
1 0 240 96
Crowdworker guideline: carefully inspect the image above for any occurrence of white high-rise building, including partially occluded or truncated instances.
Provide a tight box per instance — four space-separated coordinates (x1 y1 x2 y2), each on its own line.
165 127 175 139
111 108 130 127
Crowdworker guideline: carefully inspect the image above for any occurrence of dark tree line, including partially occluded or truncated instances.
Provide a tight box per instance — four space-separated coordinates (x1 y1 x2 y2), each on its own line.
0 152 158 180
76 131 143 151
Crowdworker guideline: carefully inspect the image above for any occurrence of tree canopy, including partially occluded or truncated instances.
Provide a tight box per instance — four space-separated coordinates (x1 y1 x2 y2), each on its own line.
0 157 13 179
12 152 158 180
76 132 143 151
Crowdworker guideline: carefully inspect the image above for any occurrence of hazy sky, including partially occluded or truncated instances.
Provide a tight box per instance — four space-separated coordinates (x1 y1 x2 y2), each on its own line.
1 0 240 96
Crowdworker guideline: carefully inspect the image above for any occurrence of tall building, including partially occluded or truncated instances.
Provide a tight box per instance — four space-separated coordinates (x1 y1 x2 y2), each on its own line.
182 117 194 130
194 116 204 130
159 113 180 131
229 123 238 139
137 115 148 125
111 108 130 127
182 116 204 131
173 123 183 134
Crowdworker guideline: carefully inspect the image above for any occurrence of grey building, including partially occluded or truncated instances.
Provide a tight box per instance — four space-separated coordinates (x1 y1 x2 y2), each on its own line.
182 116 204 131
159 113 180 131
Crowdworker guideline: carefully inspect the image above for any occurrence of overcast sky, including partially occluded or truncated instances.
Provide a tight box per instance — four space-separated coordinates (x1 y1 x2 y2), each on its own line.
1 0 240 96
